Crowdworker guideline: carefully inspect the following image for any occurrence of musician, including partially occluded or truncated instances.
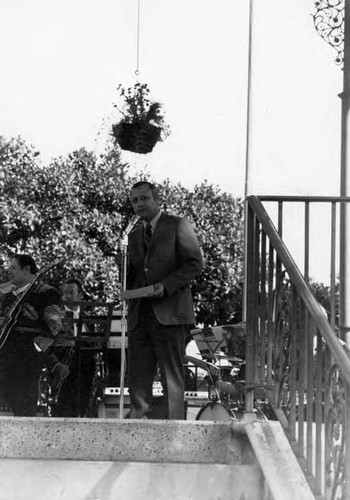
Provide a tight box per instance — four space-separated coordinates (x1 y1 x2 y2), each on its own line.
48 277 95 417
126 181 203 419
0 254 61 416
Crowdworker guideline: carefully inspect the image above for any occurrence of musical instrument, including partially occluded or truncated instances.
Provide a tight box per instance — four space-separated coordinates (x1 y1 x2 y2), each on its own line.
103 386 209 406
104 385 163 397
37 367 51 416
0 261 59 350
85 351 108 417
50 345 75 404
99 383 272 421
196 400 270 422
196 401 236 421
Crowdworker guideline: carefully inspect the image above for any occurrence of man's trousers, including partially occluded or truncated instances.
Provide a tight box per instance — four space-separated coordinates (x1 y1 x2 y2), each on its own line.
0 333 43 416
128 299 186 419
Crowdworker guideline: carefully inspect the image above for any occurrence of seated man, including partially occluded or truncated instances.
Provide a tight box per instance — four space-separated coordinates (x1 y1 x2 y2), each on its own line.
46 277 95 417
0 254 61 416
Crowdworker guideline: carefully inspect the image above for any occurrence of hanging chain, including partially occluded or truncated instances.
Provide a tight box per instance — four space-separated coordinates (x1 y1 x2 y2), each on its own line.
135 0 141 76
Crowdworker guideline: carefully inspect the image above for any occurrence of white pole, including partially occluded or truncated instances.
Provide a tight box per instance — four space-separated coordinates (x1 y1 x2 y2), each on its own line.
243 0 255 413
339 0 350 350
244 0 254 201
243 0 255 324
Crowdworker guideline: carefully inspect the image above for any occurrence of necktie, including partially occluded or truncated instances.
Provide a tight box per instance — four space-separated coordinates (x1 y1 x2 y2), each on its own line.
144 223 152 251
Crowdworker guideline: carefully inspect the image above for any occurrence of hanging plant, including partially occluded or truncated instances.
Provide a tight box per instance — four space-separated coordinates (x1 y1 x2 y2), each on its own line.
111 82 170 154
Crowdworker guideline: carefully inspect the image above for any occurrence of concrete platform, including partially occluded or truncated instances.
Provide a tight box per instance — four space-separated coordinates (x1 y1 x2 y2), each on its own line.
0 417 267 500
0 413 316 500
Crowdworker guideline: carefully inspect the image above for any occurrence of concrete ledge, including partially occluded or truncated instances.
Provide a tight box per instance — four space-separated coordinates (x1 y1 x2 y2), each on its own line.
246 420 314 500
0 417 251 464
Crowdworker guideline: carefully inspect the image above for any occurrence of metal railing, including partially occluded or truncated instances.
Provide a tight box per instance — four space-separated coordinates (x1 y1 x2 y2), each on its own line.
245 195 350 499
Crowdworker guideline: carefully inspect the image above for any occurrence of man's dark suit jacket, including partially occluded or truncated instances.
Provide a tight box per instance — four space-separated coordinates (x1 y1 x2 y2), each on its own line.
127 213 203 330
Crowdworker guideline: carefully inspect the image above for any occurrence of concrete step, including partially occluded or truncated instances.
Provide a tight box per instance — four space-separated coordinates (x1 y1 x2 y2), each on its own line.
0 459 264 500
0 417 252 464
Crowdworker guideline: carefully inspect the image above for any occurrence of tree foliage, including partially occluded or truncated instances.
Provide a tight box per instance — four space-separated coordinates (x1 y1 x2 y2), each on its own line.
309 278 339 327
0 136 244 326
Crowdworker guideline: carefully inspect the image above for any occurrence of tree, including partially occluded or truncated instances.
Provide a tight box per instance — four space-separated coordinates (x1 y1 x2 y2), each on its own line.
159 180 244 325
309 278 340 327
0 136 244 326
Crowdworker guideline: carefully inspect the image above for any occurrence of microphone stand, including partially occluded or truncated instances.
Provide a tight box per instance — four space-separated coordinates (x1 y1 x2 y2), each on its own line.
119 215 139 419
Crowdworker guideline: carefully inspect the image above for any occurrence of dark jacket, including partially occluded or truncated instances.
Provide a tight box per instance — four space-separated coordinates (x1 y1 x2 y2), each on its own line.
0 281 62 351
127 213 203 329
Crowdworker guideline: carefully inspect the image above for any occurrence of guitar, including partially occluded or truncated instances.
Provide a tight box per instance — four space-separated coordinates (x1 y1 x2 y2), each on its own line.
0 260 59 350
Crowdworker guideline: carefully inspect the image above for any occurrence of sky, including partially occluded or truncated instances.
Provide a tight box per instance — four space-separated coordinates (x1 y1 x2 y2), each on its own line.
0 0 343 196
247 0 342 197
0 0 345 282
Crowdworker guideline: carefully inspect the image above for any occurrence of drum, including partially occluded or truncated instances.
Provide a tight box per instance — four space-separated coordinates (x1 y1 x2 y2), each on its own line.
196 401 236 421
230 407 269 422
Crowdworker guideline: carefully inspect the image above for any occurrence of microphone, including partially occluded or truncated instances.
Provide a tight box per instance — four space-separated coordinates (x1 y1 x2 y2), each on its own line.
124 214 140 236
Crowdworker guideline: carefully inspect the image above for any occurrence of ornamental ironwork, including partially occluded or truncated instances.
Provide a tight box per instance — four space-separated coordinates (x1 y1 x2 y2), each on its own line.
274 272 293 408
326 364 346 499
313 0 345 65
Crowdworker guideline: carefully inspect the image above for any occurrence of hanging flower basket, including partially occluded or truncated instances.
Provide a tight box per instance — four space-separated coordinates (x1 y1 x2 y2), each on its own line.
111 83 170 154
112 121 161 154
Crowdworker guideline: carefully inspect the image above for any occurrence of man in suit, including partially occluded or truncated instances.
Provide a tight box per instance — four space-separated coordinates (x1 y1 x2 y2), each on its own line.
126 181 203 419
47 277 95 417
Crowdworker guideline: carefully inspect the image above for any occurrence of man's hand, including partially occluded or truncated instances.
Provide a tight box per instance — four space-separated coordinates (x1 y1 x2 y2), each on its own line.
53 362 70 380
0 283 15 296
152 282 165 299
